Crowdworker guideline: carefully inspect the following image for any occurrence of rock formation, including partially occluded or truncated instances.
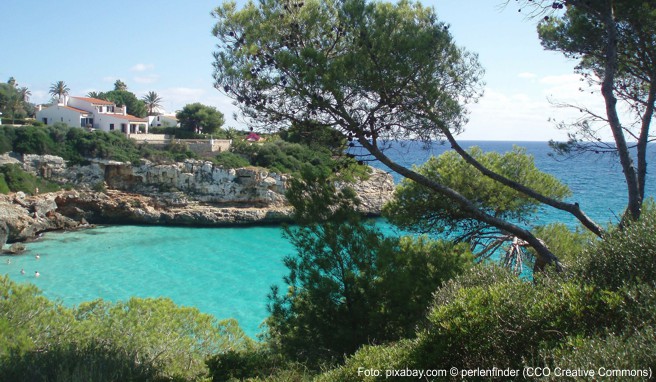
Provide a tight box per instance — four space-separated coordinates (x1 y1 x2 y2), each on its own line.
0 153 396 244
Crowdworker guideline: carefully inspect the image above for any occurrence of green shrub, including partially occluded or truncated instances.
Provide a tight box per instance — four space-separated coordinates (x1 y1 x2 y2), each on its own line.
212 151 250 168
0 342 160 382
0 174 9 194
316 340 417 382
12 125 57 155
0 275 253 381
232 139 334 175
413 266 627 371
573 201 656 290
532 223 597 265
541 328 656 380
0 164 60 194
205 348 310 382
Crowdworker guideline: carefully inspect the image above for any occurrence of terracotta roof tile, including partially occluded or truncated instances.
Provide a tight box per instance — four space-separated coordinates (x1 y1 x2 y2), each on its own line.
71 96 115 106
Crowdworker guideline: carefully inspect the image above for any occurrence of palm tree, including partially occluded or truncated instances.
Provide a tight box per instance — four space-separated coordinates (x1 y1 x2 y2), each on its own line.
49 81 70 104
141 91 163 115
19 87 31 102
87 91 102 99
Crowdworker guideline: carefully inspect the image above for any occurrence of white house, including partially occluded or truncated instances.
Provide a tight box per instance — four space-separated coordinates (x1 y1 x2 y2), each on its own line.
148 114 179 128
36 96 148 135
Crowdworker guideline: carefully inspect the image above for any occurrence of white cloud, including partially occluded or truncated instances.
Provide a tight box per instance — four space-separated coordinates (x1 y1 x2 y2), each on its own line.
133 74 160 85
518 72 537 79
130 63 155 72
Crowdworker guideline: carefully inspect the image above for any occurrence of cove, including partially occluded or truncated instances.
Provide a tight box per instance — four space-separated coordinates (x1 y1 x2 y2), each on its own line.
6 225 294 338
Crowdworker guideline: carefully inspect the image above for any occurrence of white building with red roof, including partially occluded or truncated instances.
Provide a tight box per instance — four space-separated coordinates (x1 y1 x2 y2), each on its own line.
36 96 148 135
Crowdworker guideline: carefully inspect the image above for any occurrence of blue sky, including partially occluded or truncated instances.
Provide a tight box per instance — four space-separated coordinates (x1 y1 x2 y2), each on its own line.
0 0 604 141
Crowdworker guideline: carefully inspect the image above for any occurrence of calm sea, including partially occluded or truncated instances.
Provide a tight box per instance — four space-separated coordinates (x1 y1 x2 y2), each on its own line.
4 141 655 337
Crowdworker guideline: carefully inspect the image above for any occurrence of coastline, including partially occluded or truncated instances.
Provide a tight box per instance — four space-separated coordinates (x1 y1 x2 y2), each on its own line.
0 153 395 250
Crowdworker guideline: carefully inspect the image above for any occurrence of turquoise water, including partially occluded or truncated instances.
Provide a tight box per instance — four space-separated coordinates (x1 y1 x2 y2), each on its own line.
4 141 656 337
3 225 293 337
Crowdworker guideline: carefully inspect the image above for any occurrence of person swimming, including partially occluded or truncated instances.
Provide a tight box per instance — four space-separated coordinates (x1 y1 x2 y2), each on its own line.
20 269 25 275
35 254 40 260
35 271 40 278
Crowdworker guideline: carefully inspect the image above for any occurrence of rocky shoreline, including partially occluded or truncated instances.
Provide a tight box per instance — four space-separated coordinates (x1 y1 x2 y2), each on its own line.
0 153 395 249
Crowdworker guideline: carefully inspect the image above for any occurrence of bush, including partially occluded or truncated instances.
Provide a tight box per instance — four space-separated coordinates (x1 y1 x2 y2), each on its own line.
572 201 656 290
0 342 161 382
531 223 597 265
541 328 656 380
212 151 250 168
232 139 334 175
0 275 253 381
0 164 61 194
412 266 628 371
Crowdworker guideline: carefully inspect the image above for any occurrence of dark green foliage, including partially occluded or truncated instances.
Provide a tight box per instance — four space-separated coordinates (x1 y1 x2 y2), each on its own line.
96 89 147 118
572 201 656 290
0 164 61 194
206 348 311 382
315 340 416 382
266 168 472 367
231 139 335 175
384 147 570 238
212 151 250 168
0 174 9 194
11 125 58 155
0 342 162 382
414 267 626 370
177 103 225 134
0 125 196 165
279 121 345 153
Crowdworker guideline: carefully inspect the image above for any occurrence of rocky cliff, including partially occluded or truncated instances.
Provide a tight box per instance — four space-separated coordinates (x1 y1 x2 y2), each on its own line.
0 153 395 247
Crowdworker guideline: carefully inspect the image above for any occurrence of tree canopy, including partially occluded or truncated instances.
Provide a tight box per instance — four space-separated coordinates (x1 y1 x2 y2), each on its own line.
517 0 656 222
211 0 594 268
384 146 570 267
176 102 225 134
49 81 69 104
97 89 147 118
0 79 29 124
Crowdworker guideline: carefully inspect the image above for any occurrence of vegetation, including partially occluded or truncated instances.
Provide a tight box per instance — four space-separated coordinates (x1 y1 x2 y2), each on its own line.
96 89 148 118
0 78 32 124
142 91 163 116
48 80 69 104
0 164 61 195
532 0 656 222
1 1 654 380
211 0 597 267
0 276 253 381
265 166 473 367
0 124 196 164
319 210 656 379
177 103 225 134
384 147 570 267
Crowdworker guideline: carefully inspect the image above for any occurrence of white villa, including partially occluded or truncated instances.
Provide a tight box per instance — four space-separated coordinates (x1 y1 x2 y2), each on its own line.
148 114 179 128
36 96 149 134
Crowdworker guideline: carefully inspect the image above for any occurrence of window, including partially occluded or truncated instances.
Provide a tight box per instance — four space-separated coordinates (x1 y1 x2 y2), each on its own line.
109 123 115 131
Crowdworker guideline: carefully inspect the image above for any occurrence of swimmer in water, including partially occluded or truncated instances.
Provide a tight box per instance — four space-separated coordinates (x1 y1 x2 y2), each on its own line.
5 259 10 265
20 269 25 275
35 254 40 260
35 271 40 278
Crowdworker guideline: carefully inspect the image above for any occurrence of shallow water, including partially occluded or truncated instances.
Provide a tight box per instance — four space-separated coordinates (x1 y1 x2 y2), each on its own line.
5 141 656 336
3 225 293 337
